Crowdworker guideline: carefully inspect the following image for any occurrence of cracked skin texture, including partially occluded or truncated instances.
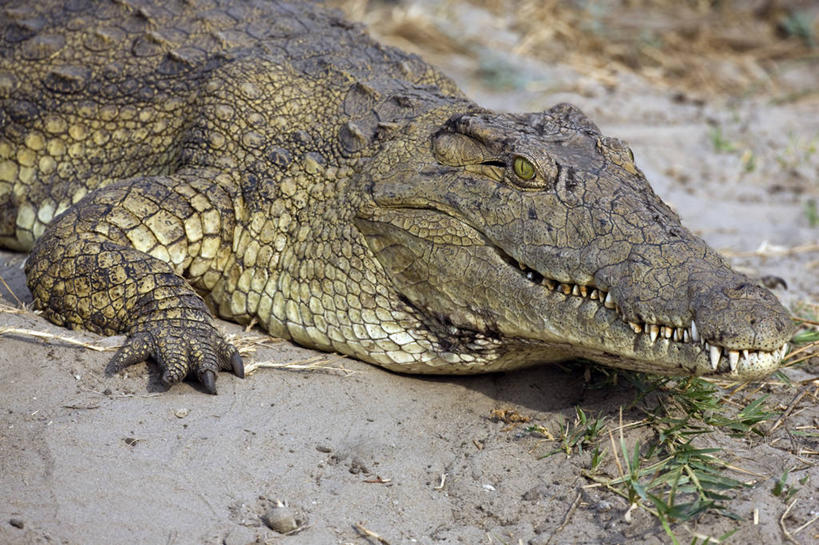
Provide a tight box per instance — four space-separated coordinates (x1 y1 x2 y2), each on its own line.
0 0 795 393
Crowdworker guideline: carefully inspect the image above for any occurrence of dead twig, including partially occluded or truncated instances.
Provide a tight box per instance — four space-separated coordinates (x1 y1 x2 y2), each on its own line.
783 352 819 369
793 317 819 328
61 403 101 410
353 522 391 545
0 273 24 307
608 409 626 478
362 476 392 484
243 354 352 375
780 497 802 545
243 316 258 332
0 302 32 315
784 340 819 362
767 388 811 435
546 491 582 544
792 512 819 536
0 326 120 351
223 332 286 358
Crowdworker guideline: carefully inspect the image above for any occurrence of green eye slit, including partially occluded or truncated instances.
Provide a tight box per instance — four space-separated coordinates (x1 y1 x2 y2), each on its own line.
513 156 535 180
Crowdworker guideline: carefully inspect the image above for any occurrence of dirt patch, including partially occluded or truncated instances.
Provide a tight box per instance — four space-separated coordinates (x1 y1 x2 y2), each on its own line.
1 1 818 544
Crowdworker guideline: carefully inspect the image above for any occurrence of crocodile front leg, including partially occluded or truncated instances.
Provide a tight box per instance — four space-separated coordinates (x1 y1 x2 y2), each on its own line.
25 170 244 393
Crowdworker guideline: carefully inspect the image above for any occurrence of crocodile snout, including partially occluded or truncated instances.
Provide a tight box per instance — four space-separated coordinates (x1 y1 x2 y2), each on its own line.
691 276 795 352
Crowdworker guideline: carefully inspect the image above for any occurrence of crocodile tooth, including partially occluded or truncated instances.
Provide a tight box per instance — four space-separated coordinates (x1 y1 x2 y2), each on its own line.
589 289 599 300
781 343 789 357
648 324 659 343
742 349 750 360
661 326 673 339
709 345 721 370
560 283 572 295
470 337 491 347
728 350 739 371
572 284 580 296
603 292 615 309
683 329 690 343
628 321 642 334
579 285 588 298
526 271 535 281
672 328 680 342
690 320 699 342
543 278 556 290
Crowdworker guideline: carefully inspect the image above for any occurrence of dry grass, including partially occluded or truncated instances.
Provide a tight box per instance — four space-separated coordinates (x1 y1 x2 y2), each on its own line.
332 0 818 96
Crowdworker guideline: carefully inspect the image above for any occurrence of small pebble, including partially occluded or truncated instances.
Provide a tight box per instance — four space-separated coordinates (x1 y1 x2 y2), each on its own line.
9 517 24 529
522 484 550 501
261 503 298 534
348 457 369 474
174 408 189 418
595 500 613 511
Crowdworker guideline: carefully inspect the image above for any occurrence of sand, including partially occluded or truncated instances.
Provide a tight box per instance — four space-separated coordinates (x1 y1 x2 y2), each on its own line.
1 2 817 544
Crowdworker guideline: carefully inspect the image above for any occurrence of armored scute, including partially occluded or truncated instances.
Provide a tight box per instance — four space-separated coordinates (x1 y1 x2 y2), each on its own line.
0 0 793 393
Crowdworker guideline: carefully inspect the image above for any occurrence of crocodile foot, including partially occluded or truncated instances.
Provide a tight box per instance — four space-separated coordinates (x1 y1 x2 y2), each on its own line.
107 321 244 394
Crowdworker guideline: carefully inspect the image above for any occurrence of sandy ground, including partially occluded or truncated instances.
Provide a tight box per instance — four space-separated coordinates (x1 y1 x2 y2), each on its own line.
1 2 818 544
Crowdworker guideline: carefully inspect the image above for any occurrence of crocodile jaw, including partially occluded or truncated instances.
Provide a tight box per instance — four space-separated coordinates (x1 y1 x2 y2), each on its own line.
359 210 791 379
490 263 790 378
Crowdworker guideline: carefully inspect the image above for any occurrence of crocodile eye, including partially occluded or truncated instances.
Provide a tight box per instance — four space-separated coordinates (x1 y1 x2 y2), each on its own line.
513 156 536 181
627 148 634 161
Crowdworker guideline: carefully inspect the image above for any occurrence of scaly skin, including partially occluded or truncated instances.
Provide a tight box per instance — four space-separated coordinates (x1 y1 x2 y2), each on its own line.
0 0 794 393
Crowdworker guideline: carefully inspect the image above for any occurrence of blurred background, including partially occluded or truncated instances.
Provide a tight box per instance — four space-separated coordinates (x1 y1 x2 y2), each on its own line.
331 0 818 98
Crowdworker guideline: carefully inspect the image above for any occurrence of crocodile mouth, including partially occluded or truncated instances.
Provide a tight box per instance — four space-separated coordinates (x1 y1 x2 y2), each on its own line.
508 257 789 374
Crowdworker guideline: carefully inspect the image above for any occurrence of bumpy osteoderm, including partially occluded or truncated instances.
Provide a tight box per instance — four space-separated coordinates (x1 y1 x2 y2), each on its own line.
0 0 794 392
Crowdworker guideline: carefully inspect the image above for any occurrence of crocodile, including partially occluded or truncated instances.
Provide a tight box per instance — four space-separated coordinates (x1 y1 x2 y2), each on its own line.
0 0 795 394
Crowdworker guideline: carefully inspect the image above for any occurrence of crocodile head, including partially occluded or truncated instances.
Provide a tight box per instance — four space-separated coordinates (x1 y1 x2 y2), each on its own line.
356 103 794 378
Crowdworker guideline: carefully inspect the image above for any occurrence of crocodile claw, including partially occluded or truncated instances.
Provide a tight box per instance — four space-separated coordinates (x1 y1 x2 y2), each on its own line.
230 350 245 379
200 369 217 395
107 320 243 394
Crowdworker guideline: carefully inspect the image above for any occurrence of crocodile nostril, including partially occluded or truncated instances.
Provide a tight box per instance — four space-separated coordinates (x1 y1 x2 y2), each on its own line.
734 282 756 293
723 282 761 299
